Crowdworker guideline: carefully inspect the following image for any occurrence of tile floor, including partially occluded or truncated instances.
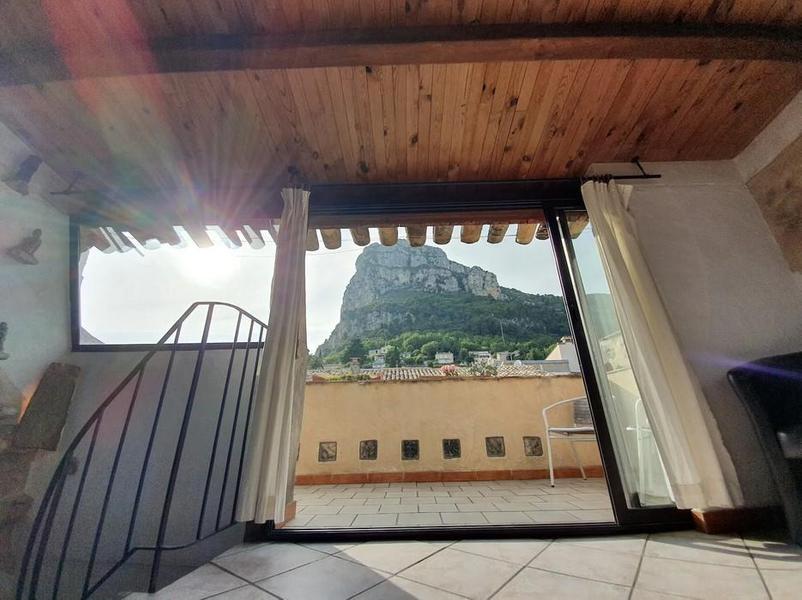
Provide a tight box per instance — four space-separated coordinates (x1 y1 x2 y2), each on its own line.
285 478 613 528
127 529 802 599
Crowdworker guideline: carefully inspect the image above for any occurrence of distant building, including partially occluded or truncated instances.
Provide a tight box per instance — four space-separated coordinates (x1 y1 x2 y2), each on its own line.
369 345 393 368
434 351 455 365
469 350 492 363
546 337 580 373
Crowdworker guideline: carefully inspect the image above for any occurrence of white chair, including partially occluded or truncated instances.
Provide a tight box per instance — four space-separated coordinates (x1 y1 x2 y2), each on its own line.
542 396 597 487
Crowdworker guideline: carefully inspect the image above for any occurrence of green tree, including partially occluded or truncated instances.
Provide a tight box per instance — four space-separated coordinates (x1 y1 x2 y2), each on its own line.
385 345 401 367
343 337 367 364
420 340 439 359
308 354 324 370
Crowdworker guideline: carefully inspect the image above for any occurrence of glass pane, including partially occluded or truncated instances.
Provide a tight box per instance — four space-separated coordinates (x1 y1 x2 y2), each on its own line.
563 210 673 507
285 215 617 530
78 225 275 344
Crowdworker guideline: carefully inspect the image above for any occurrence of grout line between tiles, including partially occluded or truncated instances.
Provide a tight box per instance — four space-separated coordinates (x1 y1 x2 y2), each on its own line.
200 582 252 599
345 540 462 599
245 547 332 590
627 532 648 599
743 533 775 600
487 538 555 599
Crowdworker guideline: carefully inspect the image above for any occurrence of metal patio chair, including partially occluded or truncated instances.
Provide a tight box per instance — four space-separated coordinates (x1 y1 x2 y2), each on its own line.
542 396 597 487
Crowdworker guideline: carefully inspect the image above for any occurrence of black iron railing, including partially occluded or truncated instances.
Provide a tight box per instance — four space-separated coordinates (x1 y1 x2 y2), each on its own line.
16 302 267 599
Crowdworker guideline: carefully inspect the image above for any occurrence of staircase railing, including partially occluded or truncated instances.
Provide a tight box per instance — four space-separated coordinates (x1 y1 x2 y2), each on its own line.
16 302 268 599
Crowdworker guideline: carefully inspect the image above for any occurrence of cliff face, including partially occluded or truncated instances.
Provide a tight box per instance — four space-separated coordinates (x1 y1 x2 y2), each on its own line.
341 241 503 311
316 241 571 356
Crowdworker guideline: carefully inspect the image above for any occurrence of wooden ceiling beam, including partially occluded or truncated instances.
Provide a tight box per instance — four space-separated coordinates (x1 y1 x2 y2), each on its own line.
3 23 801 86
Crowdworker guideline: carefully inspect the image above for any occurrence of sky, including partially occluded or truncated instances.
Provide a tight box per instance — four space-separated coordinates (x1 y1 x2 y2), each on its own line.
81 223 605 350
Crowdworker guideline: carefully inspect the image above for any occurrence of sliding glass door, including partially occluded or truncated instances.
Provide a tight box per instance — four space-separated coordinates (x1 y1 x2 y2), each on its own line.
554 210 675 511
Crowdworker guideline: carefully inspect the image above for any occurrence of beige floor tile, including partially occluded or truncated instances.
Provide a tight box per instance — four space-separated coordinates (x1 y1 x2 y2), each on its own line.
525 510 581 523
282 514 314 527
296 497 336 506
257 555 386 600
215 543 269 559
493 502 540 512
353 491 388 499
569 509 615 522
441 513 489 526
530 501 582 511
635 556 768 599
400 547 519 599
531 542 641 586
645 530 754 568
213 543 325 582
759 567 802 599
457 503 499 512
339 504 380 515
556 534 647 556
379 504 420 513
494 566 630 600
451 539 550 565
397 513 443 527
366 496 399 505
304 514 356 527
482 512 532 524
419 503 458 512
743 536 802 570
212 585 275 599
297 504 342 515
353 576 465 599
352 513 399 527
338 541 447 573
297 542 357 555
125 564 243 599
629 590 696 600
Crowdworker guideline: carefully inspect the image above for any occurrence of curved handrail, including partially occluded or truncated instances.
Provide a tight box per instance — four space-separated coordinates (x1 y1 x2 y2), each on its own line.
16 302 268 599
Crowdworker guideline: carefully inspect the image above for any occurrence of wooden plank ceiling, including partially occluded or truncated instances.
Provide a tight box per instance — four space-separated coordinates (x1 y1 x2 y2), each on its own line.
0 1 800 223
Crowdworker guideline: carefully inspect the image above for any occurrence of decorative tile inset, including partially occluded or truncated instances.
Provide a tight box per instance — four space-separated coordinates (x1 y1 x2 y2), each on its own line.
523 436 543 457
402 439 419 460
485 436 505 457
442 438 461 459
359 439 378 460
318 441 337 462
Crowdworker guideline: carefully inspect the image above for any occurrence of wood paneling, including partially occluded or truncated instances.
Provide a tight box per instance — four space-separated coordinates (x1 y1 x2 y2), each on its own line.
0 59 799 207
0 2 800 212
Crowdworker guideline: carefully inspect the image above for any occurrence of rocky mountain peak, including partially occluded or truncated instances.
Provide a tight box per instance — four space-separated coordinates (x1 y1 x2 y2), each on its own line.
341 241 503 313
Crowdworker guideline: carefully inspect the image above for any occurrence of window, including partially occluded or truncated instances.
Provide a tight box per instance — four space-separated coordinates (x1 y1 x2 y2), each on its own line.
74 224 276 346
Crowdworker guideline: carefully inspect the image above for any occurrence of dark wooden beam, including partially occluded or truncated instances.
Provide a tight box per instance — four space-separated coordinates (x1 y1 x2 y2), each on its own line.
2 23 801 86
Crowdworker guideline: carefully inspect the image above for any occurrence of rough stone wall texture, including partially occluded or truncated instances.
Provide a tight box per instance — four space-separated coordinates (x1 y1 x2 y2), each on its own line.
747 133 802 274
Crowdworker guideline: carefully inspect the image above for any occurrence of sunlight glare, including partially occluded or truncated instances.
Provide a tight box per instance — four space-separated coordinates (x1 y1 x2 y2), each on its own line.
175 244 238 286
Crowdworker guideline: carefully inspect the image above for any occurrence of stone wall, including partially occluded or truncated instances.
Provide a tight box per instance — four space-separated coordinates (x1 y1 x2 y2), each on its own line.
296 374 602 482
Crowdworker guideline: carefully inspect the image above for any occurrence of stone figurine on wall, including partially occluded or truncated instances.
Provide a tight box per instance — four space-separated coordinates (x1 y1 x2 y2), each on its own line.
7 228 42 265
0 322 8 360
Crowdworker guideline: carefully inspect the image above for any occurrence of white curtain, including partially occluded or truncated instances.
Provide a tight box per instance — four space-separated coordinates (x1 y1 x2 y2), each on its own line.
581 180 741 510
237 187 309 524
